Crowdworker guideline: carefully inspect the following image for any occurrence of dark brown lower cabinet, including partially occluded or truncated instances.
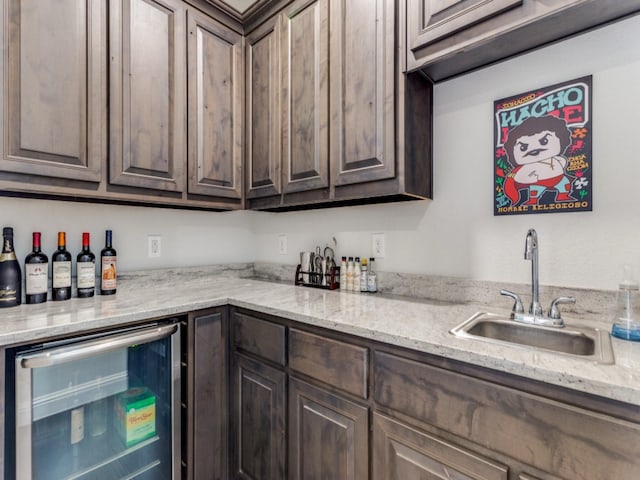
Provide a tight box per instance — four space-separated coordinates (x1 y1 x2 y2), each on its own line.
225 308 640 480
232 353 286 480
373 350 640 480
183 308 228 480
373 413 508 480
288 377 369 480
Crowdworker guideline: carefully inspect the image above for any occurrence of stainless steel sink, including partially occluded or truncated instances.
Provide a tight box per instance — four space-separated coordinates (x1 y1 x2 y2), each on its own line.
450 312 615 364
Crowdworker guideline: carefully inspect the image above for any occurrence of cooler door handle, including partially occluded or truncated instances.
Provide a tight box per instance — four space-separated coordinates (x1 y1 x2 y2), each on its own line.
20 323 178 369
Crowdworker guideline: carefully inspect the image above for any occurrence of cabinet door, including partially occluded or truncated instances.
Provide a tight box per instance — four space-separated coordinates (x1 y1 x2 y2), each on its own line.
1 0 105 182
373 413 509 480
232 354 286 480
187 10 243 199
246 17 282 200
408 0 522 50
184 309 228 480
109 0 186 192
281 0 329 194
289 377 368 480
329 0 395 187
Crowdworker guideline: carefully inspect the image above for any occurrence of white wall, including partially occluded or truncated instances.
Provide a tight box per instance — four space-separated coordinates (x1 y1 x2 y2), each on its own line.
2 15 640 290
0 197 255 271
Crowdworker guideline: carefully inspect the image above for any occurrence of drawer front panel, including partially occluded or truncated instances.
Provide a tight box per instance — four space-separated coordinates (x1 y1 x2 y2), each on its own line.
373 350 640 480
232 312 286 366
289 328 368 399
373 413 508 480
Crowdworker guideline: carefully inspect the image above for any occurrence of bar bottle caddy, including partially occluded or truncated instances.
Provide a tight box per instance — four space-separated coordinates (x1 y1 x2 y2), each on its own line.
295 247 340 290
294 264 340 290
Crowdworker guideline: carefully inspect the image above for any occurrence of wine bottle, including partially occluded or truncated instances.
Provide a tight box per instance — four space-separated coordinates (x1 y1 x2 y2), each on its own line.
52 232 72 301
100 230 117 295
76 232 95 298
0 227 22 308
25 232 48 304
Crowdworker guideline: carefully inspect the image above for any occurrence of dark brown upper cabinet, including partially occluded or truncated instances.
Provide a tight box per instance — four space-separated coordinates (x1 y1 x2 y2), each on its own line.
245 15 283 202
246 0 433 210
3 0 639 211
0 0 245 209
281 0 330 195
1 0 106 183
407 0 640 81
187 9 244 200
328 0 396 188
109 0 187 193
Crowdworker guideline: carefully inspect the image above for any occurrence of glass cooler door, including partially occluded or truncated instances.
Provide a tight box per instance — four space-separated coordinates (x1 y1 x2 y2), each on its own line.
13 322 181 480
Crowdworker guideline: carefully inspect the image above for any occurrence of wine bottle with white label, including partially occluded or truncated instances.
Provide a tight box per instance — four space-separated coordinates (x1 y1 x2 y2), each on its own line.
25 232 48 304
52 232 72 301
100 230 117 295
76 232 95 298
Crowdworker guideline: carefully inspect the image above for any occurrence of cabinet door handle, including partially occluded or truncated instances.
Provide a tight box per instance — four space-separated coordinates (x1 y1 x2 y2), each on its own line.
20 323 178 369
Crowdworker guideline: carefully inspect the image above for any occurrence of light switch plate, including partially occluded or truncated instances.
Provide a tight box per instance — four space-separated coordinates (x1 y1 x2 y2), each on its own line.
278 234 288 255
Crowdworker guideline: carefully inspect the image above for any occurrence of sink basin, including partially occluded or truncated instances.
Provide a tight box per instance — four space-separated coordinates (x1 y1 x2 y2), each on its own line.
450 312 614 364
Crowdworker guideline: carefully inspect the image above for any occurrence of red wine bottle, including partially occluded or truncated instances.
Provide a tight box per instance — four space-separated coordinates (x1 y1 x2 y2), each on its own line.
25 232 48 304
0 227 21 308
76 232 95 298
100 230 117 295
52 231 72 301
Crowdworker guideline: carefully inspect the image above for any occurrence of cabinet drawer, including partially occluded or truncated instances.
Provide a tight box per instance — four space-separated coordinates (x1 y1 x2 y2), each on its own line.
373 413 508 480
232 312 286 366
289 329 368 399
373 350 640 480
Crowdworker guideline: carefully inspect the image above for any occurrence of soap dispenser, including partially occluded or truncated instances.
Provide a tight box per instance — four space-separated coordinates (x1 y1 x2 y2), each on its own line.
611 265 640 341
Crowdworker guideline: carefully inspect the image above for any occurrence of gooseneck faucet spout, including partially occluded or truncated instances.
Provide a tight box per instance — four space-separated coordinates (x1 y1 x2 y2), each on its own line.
501 229 575 326
524 229 543 317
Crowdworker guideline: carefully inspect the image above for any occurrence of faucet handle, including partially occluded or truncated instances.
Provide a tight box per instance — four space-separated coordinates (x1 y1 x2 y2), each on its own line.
548 296 576 320
500 289 525 316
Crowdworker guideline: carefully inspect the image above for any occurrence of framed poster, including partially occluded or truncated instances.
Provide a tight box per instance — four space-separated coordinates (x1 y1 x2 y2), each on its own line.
494 76 592 215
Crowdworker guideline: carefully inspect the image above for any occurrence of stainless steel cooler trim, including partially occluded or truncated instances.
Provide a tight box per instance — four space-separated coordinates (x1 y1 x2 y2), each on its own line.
170 324 182 480
19 323 177 368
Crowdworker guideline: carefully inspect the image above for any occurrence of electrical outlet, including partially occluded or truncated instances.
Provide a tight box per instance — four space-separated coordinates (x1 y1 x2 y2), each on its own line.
278 234 288 255
148 235 161 258
372 233 386 258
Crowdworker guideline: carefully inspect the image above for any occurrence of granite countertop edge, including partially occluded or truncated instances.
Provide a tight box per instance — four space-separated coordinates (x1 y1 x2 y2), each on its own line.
1 273 638 406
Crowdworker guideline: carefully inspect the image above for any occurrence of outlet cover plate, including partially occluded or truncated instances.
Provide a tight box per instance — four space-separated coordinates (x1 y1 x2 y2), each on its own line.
372 233 386 258
148 235 162 258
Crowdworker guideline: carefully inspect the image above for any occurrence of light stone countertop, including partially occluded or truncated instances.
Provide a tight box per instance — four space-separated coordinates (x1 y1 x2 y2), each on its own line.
2 267 639 407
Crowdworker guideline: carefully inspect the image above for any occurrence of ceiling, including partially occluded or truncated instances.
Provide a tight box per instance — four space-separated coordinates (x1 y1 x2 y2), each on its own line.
215 0 262 14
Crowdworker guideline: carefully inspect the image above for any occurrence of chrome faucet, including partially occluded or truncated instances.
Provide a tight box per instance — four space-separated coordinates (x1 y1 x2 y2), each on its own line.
524 229 543 317
501 229 575 327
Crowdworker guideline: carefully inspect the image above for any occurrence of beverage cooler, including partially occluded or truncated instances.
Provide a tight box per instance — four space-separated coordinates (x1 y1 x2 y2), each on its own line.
5 320 181 480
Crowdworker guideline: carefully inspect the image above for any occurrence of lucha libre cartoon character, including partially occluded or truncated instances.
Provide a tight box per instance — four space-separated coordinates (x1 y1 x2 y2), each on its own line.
503 115 574 206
